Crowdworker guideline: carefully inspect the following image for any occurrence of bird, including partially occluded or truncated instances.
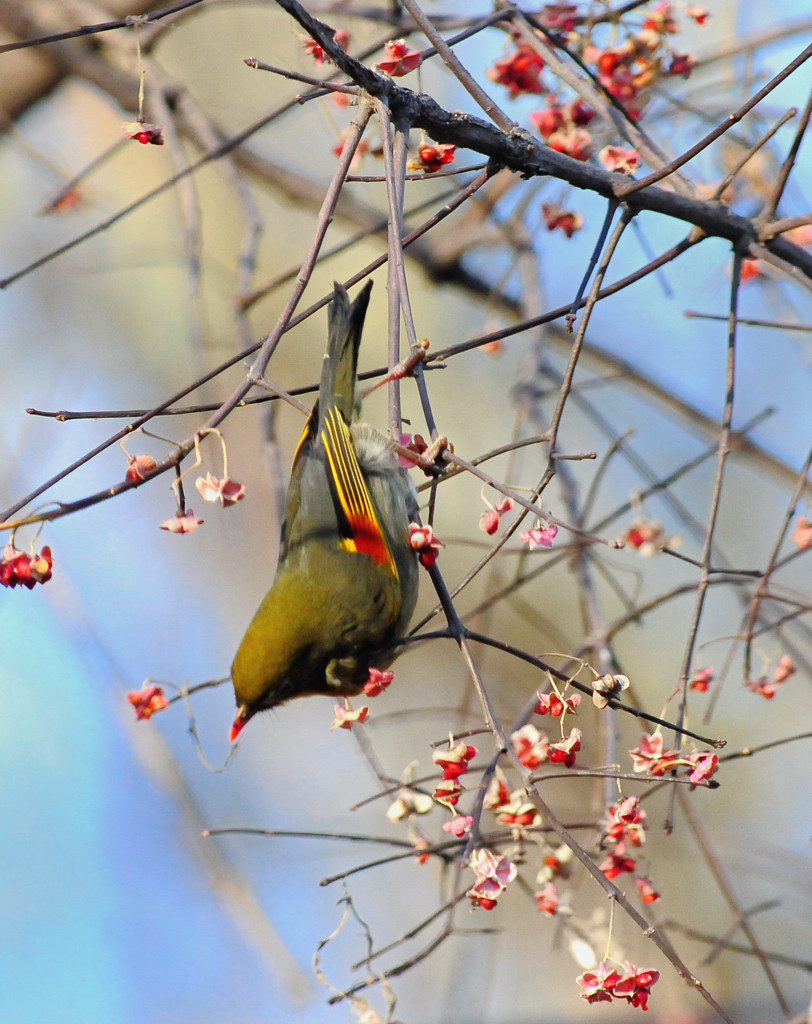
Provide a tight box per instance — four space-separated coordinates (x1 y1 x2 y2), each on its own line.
230 281 419 740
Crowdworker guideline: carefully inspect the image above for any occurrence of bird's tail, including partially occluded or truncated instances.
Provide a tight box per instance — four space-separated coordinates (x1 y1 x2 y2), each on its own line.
320 281 373 423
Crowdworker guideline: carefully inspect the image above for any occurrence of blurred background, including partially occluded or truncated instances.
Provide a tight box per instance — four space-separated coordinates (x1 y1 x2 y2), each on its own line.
0 1 810 1022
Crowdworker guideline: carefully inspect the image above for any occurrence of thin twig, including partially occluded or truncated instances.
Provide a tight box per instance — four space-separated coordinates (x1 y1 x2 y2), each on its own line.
617 40 812 197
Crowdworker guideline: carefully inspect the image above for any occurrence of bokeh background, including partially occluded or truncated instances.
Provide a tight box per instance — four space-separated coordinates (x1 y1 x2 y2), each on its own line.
0 2 810 1022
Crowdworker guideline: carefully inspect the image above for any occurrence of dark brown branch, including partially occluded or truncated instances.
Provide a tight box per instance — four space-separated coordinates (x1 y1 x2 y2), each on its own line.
0 0 206 54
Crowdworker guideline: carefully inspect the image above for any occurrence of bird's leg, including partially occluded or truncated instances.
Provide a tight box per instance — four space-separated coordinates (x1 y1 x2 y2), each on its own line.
325 655 365 694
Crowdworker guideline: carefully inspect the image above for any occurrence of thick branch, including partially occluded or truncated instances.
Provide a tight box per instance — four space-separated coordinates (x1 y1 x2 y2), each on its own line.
272 0 812 280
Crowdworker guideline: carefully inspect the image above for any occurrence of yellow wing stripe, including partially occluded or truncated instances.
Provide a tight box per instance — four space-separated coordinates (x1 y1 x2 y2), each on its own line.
321 408 398 577
291 409 317 469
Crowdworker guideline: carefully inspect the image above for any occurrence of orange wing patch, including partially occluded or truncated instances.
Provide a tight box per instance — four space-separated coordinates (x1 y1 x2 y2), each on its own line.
322 407 398 576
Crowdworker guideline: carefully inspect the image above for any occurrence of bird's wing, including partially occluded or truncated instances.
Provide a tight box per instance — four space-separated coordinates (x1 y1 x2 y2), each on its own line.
320 406 398 577
278 404 318 562
279 281 373 563
280 403 399 583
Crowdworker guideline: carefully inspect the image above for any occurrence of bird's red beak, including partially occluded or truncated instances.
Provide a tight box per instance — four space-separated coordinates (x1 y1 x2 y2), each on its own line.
230 706 250 742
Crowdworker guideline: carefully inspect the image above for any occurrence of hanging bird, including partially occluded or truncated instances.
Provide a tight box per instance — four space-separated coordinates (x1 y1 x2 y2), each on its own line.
230 282 419 740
